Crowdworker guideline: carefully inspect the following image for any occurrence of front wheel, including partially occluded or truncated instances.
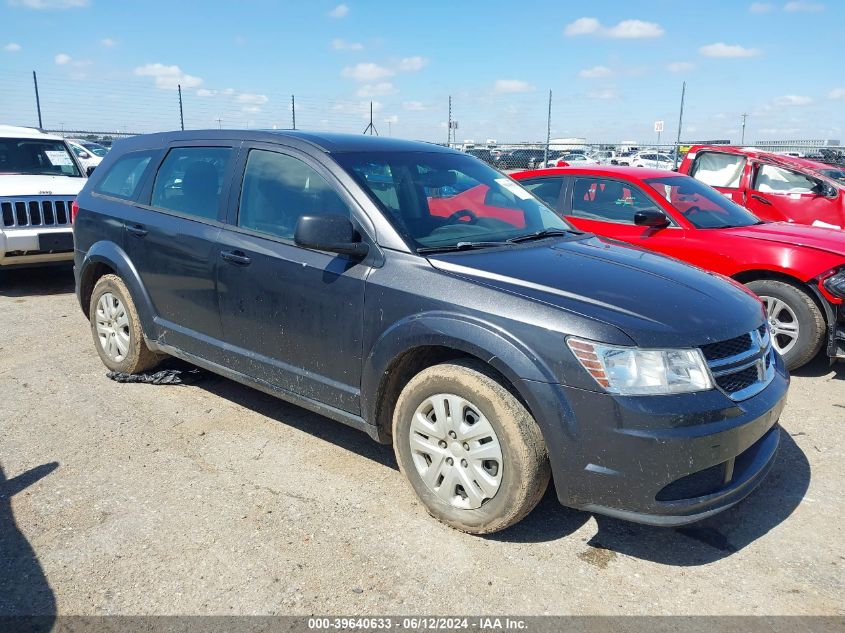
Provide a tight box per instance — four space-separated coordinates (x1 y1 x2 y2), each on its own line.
392 360 550 534
745 279 826 370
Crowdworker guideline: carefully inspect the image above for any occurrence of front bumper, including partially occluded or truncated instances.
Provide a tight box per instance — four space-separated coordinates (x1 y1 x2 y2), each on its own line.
531 352 789 526
0 227 74 266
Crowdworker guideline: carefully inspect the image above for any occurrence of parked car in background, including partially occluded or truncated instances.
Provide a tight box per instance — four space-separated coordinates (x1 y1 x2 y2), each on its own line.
679 145 845 229
464 148 494 165
612 151 637 166
67 140 105 172
74 130 787 533
513 165 845 369
495 148 546 170
630 151 675 170
0 125 86 267
593 150 617 165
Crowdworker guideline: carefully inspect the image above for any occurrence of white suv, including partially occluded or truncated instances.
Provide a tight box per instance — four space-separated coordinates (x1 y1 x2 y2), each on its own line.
1 125 87 267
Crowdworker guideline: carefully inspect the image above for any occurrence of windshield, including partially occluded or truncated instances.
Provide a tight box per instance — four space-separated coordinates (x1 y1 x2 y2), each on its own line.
0 138 82 177
80 142 108 157
645 176 761 229
336 151 572 251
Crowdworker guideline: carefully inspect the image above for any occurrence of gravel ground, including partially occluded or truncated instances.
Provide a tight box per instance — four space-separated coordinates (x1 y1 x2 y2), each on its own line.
0 265 843 616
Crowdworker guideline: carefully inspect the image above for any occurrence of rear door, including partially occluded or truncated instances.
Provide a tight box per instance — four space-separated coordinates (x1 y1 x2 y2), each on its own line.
746 161 844 228
215 144 369 414
124 141 239 358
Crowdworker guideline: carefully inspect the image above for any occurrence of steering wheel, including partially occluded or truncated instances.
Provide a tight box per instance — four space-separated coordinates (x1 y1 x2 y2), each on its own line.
681 205 701 217
446 209 478 224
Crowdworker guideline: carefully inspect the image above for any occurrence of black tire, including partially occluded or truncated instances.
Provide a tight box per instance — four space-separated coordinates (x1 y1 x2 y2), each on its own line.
392 359 550 534
89 274 161 374
746 279 826 370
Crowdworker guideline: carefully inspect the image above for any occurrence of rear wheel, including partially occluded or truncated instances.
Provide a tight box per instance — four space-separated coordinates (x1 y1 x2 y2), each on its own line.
745 279 826 370
392 360 550 534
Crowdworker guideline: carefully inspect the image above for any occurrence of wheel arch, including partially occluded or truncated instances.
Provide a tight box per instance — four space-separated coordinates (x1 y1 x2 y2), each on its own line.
732 268 830 320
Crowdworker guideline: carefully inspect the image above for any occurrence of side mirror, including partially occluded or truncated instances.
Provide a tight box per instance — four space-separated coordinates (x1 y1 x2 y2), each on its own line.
294 214 369 257
634 209 671 228
814 181 838 198
86 165 97 177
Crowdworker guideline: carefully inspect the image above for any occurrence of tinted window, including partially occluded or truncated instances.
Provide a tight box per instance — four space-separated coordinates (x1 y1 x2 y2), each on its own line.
94 150 156 200
570 177 663 224
151 147 232 220
690 152 745 188
238 149 351 241
336 151 570 250
646 176 758 229
0 138 82 177
753 164 816 194
520 178 563 208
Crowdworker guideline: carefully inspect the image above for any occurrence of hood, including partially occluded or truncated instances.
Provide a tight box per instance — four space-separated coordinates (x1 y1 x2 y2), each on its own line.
724 222 845 257
0 174 86 197
429 236 764 348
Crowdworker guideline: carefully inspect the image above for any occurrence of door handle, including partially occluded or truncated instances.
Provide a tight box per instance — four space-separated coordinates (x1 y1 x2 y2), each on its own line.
750 194 772 206
220 250 252 266
126 224 148 237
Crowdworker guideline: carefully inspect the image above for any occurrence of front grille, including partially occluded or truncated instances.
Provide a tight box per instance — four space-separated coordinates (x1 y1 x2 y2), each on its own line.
1 197 74 228
700 326 774 401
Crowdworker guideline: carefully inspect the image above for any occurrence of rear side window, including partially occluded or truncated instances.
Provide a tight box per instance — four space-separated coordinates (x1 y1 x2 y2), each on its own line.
151 147 232 220
94 151 156 200
690 152 746 188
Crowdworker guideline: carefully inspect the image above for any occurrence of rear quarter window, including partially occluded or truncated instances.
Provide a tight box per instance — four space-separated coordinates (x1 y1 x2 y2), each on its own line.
94 150 158 200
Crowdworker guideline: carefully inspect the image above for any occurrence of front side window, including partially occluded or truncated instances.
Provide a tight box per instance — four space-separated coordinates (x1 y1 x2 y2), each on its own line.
646 176 759 229
238 149 351 240
753 164 816 194
0 138 82 177
690 152 746 188
151 147 232 220
94 151 156 200
569 177 662 224
336 151 570 250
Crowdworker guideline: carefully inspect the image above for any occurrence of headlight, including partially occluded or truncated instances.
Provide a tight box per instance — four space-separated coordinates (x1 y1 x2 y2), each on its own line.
823 268 845 299
567 338 714 395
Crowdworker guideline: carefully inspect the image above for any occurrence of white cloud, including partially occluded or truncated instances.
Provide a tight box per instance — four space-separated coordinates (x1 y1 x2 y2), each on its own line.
242 105 261 114
196 88 218 97
9 0 89 8
749 2 773 11
397 56 428 71
134 63 203 90
587 88 618 100
222 88 235 95
384 114 399 124
773 94 813 106
784 1 824 11
236 92 269 105
493 79 534 94
402 101 427 111
341 62 394 82
564 16 664 39
667 61 695 72
54 52 71 65
4 42 22 52
699 42 761 57
829 88 845 100
356 82 397 97
100 38 116 46
332 38 363 51
579 65 612 78
327 3 349 18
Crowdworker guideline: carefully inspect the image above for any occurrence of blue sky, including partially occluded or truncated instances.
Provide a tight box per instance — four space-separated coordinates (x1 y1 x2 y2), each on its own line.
1 0 843 143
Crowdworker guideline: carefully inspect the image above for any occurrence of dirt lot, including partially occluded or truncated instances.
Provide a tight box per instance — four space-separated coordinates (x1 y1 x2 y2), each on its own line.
0 265 843 616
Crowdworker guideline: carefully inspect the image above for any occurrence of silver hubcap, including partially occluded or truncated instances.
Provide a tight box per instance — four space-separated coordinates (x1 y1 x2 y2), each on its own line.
95 292 130 362
409 393 503 510
760 295 800 356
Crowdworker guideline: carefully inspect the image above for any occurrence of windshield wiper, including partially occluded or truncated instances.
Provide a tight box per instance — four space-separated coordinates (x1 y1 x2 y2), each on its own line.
506 228 577 243
417 241 515 254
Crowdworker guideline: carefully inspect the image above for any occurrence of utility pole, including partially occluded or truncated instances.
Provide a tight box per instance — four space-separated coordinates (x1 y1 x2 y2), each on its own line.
362 102 378 135
216 117 222 130
447 95 452 146
32 70 43 129
740 113 749 145
178 84 185 131
674 81 686 169
291 94 296 130
545 90 552 166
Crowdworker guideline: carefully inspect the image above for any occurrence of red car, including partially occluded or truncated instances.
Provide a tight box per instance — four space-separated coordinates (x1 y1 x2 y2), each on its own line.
678 145 845 229
512 166 845 369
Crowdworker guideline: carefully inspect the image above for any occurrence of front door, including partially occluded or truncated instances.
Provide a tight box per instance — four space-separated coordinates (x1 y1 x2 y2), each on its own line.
215 145 368 414
745 162 844 228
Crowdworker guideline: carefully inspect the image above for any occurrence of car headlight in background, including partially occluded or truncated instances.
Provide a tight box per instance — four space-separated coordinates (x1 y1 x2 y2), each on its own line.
822 268 845 300
567 338 713 395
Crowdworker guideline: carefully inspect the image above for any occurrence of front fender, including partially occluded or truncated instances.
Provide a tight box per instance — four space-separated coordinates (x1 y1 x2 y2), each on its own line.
78 240 158 340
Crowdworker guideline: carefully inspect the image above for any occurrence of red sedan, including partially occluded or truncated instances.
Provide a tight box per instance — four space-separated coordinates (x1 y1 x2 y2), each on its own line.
512 166 845 369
